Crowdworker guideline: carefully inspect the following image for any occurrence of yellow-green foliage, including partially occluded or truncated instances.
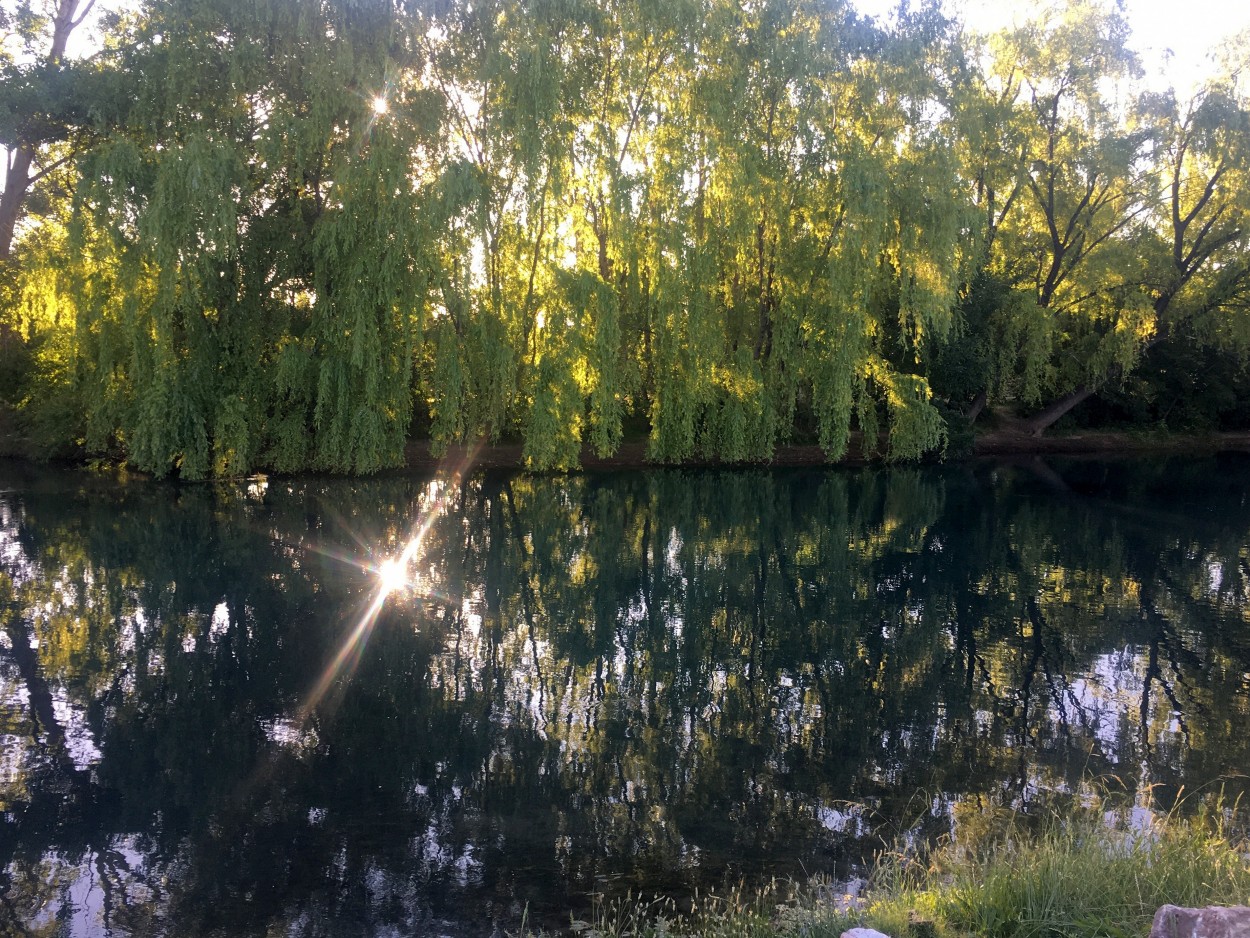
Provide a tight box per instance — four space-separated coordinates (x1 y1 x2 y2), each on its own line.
7 0 1250 473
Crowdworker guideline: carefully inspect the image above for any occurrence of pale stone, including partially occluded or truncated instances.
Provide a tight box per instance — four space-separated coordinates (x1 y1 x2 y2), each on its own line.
1149 905 1250 938
840 929 891 938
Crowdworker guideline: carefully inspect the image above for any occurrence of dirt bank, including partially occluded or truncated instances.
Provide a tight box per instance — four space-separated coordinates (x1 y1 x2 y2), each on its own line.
402 428 1250 471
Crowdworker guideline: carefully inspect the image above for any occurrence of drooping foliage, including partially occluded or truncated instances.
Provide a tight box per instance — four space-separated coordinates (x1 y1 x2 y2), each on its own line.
68 0 438 476
5 0 1250 474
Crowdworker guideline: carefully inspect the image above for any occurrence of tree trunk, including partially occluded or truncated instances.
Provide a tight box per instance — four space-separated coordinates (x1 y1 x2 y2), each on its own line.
1020 385 1096 436
0 0 91 260
1020 322 1173 438
0 147 35 262
966 389 988 424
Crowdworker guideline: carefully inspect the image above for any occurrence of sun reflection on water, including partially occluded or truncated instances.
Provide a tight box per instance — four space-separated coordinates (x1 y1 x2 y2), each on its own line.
298 444 481 718
376 556 408 595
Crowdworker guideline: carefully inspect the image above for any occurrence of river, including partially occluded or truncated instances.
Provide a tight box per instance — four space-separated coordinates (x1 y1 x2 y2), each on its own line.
1 456 1248 935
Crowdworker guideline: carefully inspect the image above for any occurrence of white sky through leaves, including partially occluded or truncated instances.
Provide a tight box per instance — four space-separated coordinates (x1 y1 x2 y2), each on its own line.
850 0 1250 93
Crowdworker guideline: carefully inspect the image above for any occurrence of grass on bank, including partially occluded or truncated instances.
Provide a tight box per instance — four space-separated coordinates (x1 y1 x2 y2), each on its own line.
528 798 1250 938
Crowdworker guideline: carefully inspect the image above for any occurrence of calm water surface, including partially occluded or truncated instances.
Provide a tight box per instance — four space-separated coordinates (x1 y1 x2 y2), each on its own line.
1 457 1249 935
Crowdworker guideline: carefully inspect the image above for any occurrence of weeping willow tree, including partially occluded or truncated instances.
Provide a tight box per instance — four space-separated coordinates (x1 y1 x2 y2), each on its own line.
410 0 626 469
26 0 439 477
408 0 971 468
585 0 972 464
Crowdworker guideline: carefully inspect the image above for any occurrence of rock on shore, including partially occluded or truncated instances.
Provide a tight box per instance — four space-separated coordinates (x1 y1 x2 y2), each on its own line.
1150 905 1250 938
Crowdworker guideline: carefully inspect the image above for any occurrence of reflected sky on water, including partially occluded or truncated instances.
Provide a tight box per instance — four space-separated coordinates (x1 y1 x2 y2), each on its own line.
1 456 1249 935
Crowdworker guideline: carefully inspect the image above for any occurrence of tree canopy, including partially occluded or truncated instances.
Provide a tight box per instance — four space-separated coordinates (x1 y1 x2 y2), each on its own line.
3 0 1250 476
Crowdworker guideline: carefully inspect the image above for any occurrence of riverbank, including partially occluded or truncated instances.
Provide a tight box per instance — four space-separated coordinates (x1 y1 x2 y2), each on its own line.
528 801 1250 937
402 427 1250 471
6 404 1250 475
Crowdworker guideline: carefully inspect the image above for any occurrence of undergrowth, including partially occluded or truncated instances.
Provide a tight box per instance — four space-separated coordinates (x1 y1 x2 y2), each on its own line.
522 793 1250 938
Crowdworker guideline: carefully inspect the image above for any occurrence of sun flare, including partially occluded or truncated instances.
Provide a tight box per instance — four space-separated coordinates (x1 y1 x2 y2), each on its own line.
296 442 483 721
377 556 407 594
372 95 388 115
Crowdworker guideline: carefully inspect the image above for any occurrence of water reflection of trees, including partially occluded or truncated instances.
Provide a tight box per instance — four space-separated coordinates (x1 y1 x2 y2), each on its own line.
1 457 1249 934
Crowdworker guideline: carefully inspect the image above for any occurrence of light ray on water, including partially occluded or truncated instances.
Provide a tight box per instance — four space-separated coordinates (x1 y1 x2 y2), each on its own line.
298 442 483 718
